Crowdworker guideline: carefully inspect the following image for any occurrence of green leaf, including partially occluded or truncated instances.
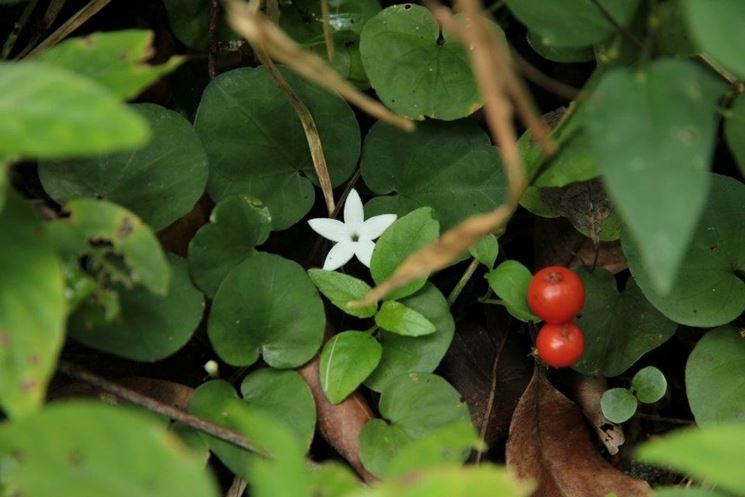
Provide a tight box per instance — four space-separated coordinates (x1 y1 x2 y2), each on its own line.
469 234 499 269
208 251 325 367
359 372 471 478
194 66 360 230
584 59 725 294
320 331 382 404
624 174 745 327
240 369 316 450
600 388 638 424
310 462 361 497
0 400 219 497
365 283 454 392
359 4 485 120
684 0 745 80
637 423 745 496
39 103 208 231
35 30 182 100
632 366 667 404
308 269 377 318
654 0 699 57
68 254 203 362
686 326 745 426
724 92 745 178
0 193 65 418
527 30 594 62
361 120 506 231
375 301 436 337
0 62 149 159
370 207 439 301
486 261 538 323
573 267 677 377
505 0 640 47
163 0 236 50
46 198 170 295
188 195 272 298
653 488 728 497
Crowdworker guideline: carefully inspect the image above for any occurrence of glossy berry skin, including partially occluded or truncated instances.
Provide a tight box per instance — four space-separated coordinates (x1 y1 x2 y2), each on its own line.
535 322 585 368
527 266 585 323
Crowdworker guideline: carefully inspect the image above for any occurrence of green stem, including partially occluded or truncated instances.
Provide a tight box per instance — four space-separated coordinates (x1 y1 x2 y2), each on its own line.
480 298 507 306
2 0 39 59
447 257 480 307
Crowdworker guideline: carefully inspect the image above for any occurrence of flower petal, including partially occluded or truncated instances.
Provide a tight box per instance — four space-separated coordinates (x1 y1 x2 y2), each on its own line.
343 188 365 228
354 239 376 268
360 213 397 240
323 241 356 270
308 218 349 242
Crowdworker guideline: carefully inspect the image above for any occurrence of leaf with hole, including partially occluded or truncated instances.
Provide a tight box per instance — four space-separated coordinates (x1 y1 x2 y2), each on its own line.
623 174 745 327
320 331 382 404
208 251 325 368
40 104 208 232
584 59 725 294
194 66 360 230
308 269 377 318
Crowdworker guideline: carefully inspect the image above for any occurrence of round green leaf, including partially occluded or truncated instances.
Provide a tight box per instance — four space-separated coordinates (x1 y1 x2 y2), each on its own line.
188 195 272 298
361 119 506 231
0 400 218 497
365 283 455 392
0 61 149 159
40 103 208 231
624 174 745 327
600 388 638 424
308 269 377 318
240 369 316 450
684 0 745 80
162 0 236 50
0 193 65 418
208 251 325 367
194 66 360 230
370 207 439 301
68 254 204 362
320 331 383 404
632 366 667 404
686 326 745 426
573 267 677 377
375 301 436 337
584 59 725 294
724 92 745 178
359 4 483 120
359 372 470 478
505 0 640 47
486 261 538 323
527 31 594 62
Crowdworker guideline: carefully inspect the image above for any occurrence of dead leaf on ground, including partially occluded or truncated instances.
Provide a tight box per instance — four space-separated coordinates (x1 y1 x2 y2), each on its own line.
541 178 613 246
571 374 626 456
506 368 650 497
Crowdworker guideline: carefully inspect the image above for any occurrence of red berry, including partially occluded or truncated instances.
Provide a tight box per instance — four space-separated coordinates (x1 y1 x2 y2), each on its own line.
535 322 585 368
527 266 585 323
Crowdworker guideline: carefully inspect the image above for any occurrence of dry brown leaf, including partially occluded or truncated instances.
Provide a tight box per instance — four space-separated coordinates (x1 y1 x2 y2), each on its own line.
572 375 626 456
158 195 213 257
541 178 613 246
506 368 650 497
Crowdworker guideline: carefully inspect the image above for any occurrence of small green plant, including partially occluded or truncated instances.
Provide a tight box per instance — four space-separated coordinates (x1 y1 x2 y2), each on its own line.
601 366 668 424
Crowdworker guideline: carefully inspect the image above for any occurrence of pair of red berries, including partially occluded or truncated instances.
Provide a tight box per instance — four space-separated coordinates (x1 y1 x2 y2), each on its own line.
527 266 586 368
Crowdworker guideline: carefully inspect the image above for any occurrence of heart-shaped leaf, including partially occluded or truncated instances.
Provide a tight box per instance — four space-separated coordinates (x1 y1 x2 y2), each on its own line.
0 193 65 418
40 104 208 231
365 283 455 392
486 261 539 323
624 174 745 327
584 59 725 294
505 0 640 47
683 0 745 80
36 30 182 100
308 269 377 318
0 401 219 497
362 120 506 231
573 267 677 377
358 372 470 478
686 326 745 426
724 92 745 178
320 331 382 404
188 195 272 298
208 251 325 367
68 254 203 362
194 66 360 230
0 62 148 159
359 4 484 120
370 207 439 301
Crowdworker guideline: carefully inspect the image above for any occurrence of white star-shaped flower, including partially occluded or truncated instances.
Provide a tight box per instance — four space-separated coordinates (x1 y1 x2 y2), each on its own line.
308 189 397 270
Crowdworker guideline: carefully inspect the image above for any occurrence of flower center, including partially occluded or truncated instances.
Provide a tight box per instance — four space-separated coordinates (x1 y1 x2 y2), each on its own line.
351 232 360 242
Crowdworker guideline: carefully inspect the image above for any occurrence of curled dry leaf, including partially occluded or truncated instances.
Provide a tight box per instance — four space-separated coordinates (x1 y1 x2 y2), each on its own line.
571 374 625 456
506 368 650 497
541 178 613 246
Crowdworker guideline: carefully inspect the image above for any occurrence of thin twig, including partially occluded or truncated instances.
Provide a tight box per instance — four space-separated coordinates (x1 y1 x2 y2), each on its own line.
320 0 335 61
226 478 248 497
24 0 111 58
447 257 480 306
208 0 220 79
475 329 509 463
2 0 39 59
588 0 643 48
57 361 268 457
510 49 581 101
